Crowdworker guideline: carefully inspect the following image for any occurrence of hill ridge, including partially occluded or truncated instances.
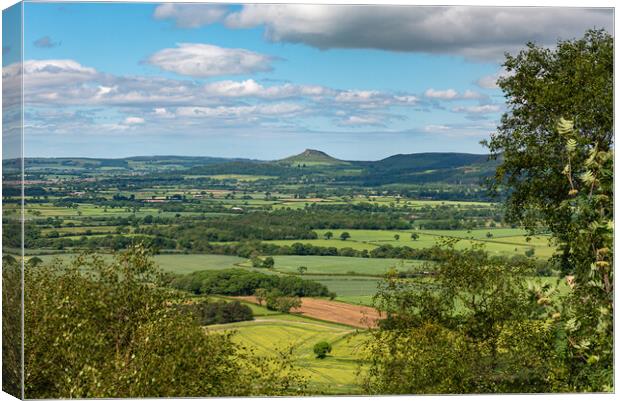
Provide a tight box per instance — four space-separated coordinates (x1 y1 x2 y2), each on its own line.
278 149 346 165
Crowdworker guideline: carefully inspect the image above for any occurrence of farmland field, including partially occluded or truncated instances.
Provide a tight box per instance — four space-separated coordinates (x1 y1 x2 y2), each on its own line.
37 253 247 275
209 310 369 394
312 228 555 259
9 151 567 396
236 296 382 328
238 255 426 276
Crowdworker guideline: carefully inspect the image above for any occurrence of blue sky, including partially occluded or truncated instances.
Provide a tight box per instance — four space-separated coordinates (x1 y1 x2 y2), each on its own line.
4 2 613 159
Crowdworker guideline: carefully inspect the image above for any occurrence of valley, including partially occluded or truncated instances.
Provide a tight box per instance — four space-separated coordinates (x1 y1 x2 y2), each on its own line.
4 149 558 394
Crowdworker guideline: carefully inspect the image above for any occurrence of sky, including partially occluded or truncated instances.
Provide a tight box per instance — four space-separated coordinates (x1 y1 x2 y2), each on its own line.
2 2 614 160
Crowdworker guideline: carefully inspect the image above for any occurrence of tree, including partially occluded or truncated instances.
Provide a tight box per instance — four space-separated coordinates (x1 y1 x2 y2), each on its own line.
363 242 561 394
262 256 275 269
251 256 263 268
3 255 21 397
27 256 43 267
324 231 333 240
393 234 400 241
411 233 419 241
547 119 612 391
313 341 332 359
22 245 307 397
485 29 613 274
485 29 613 391
265 290 301 313
255 288 268 306
297 266 307 275
340 232 350 241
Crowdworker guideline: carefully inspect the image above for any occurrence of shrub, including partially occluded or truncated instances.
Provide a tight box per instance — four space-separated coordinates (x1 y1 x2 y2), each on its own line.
313 341 332 359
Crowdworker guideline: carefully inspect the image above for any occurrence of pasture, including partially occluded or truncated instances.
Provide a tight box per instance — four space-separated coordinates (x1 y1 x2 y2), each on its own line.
36 253 247 275
311 228 556 259
209 312 369 394
238 255 426 276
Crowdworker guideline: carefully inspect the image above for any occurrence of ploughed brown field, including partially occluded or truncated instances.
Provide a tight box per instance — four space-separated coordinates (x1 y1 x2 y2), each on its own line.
235 296 382 328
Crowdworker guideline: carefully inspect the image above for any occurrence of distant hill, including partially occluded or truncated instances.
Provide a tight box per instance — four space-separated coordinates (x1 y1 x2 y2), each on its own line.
15 155 253 171
349 152 498 186
278 149 347 166
372 152 490 172
13 151 499 187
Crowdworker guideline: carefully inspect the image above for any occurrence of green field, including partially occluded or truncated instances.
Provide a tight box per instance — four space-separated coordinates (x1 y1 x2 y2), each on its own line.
206 174 277 181
240 255 425 276
308 276 382 306
209 312 368 394
27 204 205 219
311 228 555 259
263 239 378 251
37 253 247 275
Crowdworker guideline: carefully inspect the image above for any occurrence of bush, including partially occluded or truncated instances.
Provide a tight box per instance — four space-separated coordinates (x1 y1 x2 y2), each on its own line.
176 300 253 325
168 268 331 297
265 290 302 313
23 246 307 397
313 341 332 359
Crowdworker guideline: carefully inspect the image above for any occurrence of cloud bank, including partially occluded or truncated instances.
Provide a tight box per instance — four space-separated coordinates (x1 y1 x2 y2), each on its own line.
146 43 276 78
149 5 616 61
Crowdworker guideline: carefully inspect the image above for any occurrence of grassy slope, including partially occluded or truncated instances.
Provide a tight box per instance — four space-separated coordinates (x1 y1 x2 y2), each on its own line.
208 304 368 394
37 253 246 275
238 255 425 276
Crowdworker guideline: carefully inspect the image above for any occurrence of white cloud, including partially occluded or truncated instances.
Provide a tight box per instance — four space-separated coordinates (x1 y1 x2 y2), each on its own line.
203 79 335 100
13 57 468 137
146 43 276 78
153 107 174 118
124 116 145 125
394 95 419 104
224 5 613 60
462 90 485 100
452 104 501 114
4 60 98 88
14 59 423 116
153 4 227 28
476 74 500 89
338 115 383 126
175 103 304 118
475 69 513 89
335 90 381 103
423 124 452 132
424 88 486 101
424 88 458 100
204 79 264 97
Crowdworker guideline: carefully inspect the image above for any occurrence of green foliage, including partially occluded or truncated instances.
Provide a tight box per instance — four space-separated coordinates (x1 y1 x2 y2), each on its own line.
23 245 307 397
265 290 302 313
340 232 351 241
363 243 562 394
167 268 331 297
553 119 613 391
251 255 263 267
485 29 613 273
2 255 21 397
485 28 613 391
263 256 275 268
313 341 332 359
175 300 254 325
255 288 268 306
